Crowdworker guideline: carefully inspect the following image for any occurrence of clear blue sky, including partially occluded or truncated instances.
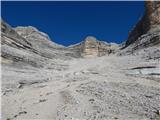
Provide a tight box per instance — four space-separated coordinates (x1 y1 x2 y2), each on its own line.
2 1 144 46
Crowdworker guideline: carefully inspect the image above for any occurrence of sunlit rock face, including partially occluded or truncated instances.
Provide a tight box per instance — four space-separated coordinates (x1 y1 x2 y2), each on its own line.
68 36 119 58
126 1 160 47
80 36 119 58
81 36 99 58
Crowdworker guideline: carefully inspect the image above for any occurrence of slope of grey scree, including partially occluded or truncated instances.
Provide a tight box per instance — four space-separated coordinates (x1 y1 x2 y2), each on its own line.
1 1 160 120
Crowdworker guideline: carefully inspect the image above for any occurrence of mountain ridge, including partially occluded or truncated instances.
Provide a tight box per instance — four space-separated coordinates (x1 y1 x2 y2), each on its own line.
1 1 160 120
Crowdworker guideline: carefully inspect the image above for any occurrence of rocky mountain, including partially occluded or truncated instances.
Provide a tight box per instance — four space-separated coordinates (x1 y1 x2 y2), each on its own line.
1 20 81 69
1 1 160 120
118 1 160 61
124 1 160 50
69 36 119 58
1 19 119 70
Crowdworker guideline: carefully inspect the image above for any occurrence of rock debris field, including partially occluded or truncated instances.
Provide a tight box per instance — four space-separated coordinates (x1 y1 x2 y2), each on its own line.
2 55 160 120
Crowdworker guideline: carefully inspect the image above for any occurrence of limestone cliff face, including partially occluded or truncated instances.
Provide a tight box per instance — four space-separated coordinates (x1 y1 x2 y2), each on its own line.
120 1 160 57
69 36 119 58
81 36 99 57
145 1 160 31
126 1 160 47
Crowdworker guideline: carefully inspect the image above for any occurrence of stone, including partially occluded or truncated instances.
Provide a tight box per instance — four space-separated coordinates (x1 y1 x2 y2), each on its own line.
1 4 160 120
69 36 119 58
1 20 81 69
119 1 160 57
82 36 99 57
126 1 160 47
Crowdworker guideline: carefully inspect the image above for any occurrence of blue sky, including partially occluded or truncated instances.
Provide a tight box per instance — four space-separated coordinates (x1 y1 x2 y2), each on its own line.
2 1 144 46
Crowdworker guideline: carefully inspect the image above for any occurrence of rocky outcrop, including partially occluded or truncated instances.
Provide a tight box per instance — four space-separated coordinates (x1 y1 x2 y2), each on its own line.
69 36 119 58
1 20 119 69
81 36 119 58
145 1 160 31
126 1 160 47
120 1 160 58
1 20 42 67
81 36 99 57
1 20 80 68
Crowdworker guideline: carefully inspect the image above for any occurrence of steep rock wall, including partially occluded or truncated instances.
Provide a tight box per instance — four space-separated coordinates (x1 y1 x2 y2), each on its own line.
126 1 160 47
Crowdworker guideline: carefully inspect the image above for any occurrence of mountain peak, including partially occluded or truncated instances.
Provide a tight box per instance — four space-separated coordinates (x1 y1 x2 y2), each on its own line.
69 36 118 58
84 36 97 42
15 26 50 40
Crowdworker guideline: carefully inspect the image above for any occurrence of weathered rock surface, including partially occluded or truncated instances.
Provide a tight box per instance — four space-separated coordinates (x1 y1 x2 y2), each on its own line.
1 20 81 69
1 3 160 119
144 1 160 32
120 31 160 60
69 36 119 58
82 36 99 57
2 55 160 120
119 1 160 60
1 20 44 68
125 1 160 48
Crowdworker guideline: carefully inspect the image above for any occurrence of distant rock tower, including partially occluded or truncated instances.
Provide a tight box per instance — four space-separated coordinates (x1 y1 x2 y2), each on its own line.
82 36 99 58
69 36 119 58
80 36 119 58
